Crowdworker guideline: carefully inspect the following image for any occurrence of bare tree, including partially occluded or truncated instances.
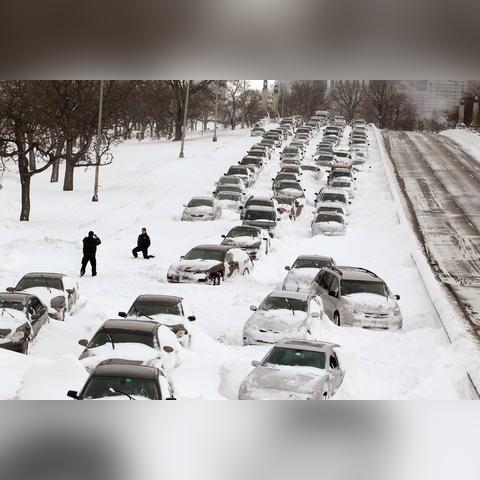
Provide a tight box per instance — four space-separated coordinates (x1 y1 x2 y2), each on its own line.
328 81 364 122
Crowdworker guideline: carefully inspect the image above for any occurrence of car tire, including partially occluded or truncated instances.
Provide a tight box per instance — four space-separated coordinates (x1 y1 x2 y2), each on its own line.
242 268 249 276
22 341 29 355
60 309 66 321
333 312 340 326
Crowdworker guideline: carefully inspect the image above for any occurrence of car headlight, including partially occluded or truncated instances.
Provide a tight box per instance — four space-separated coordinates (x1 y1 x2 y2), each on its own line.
239 382 249 394
393 305 401 316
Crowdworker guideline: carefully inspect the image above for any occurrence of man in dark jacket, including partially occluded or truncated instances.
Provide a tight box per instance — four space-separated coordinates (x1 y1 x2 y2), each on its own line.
80 231 101 277
132 228 153 259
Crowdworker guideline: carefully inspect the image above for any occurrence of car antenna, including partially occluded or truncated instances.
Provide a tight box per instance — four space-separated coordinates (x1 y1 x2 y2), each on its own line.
0 306 15 319
109 387 134 400
40 274 52 293
101 327 115 350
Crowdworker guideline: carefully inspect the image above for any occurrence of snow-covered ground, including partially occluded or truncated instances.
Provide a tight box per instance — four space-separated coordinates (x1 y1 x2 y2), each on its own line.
0 124 474 399
440 129 480 165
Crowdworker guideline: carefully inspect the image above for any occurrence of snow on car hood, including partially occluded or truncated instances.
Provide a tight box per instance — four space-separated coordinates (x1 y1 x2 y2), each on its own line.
128 313 185 327
184 206 213 214
278 188 303 197
21 286 65 305
247 365 327 394
283 268 319 292
343 293 396 313
170 259 221 273
248 309 308 331
0 309 28 331
222 236 259 248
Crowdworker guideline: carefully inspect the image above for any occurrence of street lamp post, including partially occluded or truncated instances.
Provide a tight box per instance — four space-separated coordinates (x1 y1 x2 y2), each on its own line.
213 81 218 142
241 80 245 129
92 80 104 203
179 80 191 158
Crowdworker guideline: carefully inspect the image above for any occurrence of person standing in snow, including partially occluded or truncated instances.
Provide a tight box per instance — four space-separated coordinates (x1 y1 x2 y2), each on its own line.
81 231 101 277
132 227 153 259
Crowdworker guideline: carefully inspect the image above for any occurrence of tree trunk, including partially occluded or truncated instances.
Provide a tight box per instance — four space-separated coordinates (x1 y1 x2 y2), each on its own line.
174 103 183 141
27 132 36 171
63 138 75 191
50 138 64 183
15 127 31 221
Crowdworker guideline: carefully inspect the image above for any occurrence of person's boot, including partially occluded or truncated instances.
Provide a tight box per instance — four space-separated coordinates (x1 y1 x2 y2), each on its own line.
92 272 97 277
132 249 138 258
80 270 85 277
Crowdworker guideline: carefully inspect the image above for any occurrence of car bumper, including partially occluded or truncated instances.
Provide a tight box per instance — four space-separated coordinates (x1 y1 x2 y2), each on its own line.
343 312 403 330
312 228 346 236
0 340 25 353
167 273 212 284
181 214 215 221
243 329 308 346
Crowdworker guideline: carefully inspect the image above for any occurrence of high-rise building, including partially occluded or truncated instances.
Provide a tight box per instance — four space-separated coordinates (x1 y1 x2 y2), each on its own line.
422 80 467 120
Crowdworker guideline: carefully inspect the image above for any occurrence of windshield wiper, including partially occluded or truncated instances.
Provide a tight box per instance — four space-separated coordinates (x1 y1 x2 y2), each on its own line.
101 327 115 350
0 307 15 319
133 305 153 320
41 275 52 293
284 298 295 316
108 387 135 400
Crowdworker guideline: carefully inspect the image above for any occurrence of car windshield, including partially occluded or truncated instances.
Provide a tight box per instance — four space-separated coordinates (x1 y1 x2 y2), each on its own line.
241 158 261 166
0 300 25 312
332 171 351 179
187 198 213 208
244 209 276 221
15 276 63 291
246 199 273 208
332 182 351 188
321 193 346 203
227 227 258 238
128 300 182 317
89 330 155 348
184 248 225 262
317 206 344 214
218 193 241 201
249 151 266 157
217 186 241 194
335 151 349 157
278 182 301 191
262 347 326 369
341 279 389 297
276 174 295 181
315 214 344 224
228 167 247 175
82 376 159 400
259 296 307 312
292 258 332 269
219 177 238 185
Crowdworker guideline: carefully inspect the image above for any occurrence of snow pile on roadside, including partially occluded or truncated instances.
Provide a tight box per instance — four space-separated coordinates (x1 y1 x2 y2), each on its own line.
440 129 480 165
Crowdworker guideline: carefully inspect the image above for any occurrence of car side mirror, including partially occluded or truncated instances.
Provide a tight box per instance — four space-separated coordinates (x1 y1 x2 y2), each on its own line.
251 360 260 367
180 255 185 259
249 305 257 311
118 311 127 318
188 315 196 321
67 390 79 400
163 345 174 353
348 201 352 204
78 339 89 347
221 234 226 238
394 294 400 300
285 266 291 271
311 311 320 318
6 287 14 293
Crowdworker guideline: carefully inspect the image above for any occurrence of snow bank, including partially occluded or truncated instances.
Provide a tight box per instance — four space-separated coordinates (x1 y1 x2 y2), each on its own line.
440 129 480 165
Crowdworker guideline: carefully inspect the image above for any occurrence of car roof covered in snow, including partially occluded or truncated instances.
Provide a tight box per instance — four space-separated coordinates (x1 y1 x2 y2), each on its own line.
100 319 159 333
191 244 233 252
244 205 276 213
133 295 183 306
93 359 159 380
267 290 313 301
295 255 334 262
189 196 213 201
0 292 34 304
326 266 381 282
275 339 340 352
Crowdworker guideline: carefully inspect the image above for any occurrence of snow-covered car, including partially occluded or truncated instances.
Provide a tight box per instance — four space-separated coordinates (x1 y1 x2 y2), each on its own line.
272 172 299 188
312 266 403 329
274 180 305 200
68 359 176 401
118 294 196 347
243 291 325 345
251 127 266 136
242 206 279 237
167 244 254 285
282 145 304 159
282 255 336 293
314 152 335 167
315 188 350 213
247 149 269 162
226 165 254 187
238 339 344 400
78 319 181 373
239 156 264 176
216 191 244 212
333 146 351 159
280 158 302 169
300 164 323 180
214 175 246 193
7 272 79 321
0 292 49 354
330 178 355 199
311 212 346 236
181 196 221 221
274 196 302 217
221 225 271 259
214 185 246 203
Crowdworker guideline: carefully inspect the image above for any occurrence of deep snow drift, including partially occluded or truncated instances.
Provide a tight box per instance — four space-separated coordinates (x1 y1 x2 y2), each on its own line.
0 125 475 399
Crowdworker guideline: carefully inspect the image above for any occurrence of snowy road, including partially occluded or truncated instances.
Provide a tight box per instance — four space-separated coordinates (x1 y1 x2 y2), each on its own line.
383 131 480 330
0 125 476 399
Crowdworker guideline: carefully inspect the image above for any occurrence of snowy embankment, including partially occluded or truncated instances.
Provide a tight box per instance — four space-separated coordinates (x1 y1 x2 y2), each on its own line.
374 126 480 397
440 129 480 165
0 125 475 399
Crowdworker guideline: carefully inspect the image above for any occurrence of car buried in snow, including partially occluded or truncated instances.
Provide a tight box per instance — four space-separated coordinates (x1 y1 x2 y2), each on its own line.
242 206 279 237
238 339 344 400
0 292 49 354
216 191 244 212
226 165 254 187
311 212 346 237
181 196 222 221
78 319 181 373
167 244 253 285
242 291 325 345
67 359 177 400
6 272 79 321
118 294 196 347
221 225 271 260
282 255 336 293
274 180 306 200
312 266 403 329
